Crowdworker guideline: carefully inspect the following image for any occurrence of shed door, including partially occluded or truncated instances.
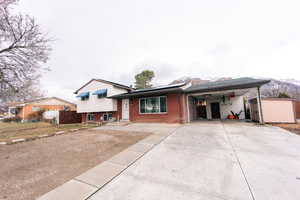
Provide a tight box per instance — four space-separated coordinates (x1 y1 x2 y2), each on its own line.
122 99 129 120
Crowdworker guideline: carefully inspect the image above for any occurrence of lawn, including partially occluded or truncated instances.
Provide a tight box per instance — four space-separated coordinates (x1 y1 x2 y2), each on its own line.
272 123 300 136
0 127 151 200
0 122 98 142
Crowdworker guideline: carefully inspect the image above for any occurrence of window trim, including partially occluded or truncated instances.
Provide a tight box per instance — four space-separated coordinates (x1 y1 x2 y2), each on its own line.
139 96 168 115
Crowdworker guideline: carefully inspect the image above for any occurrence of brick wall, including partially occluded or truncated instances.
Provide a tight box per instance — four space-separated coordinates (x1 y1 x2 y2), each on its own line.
19 104 69 120
80 111 117 122
129 93 186 123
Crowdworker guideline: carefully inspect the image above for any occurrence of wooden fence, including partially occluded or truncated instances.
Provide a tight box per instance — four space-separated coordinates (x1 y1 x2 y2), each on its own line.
295 101 300 119
59 111 82 124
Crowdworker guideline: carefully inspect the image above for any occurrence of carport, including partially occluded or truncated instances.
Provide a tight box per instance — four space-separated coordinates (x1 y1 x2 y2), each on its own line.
184 78 270 124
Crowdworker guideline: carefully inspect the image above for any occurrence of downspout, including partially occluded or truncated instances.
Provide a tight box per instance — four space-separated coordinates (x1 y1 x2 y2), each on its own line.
178 93 182 123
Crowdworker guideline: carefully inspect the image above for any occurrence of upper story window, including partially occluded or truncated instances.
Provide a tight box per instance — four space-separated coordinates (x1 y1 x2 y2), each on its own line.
76 92 90 101
81 96 89 101
92 89 107 99
139 96 167 114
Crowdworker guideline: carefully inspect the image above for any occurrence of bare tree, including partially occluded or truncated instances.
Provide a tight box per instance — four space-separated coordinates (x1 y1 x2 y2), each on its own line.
0 0 51 102
2 79 45 102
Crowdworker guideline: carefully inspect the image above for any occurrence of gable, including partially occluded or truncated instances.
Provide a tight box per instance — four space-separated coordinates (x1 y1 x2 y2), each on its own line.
74 79 130 94
77 80 128 96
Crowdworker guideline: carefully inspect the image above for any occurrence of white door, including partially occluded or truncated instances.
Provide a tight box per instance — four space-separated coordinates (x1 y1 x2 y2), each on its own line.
122 99 129 120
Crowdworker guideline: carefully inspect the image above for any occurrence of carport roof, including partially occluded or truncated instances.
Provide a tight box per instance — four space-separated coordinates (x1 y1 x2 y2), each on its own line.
110 77 270 98
184 77 270 93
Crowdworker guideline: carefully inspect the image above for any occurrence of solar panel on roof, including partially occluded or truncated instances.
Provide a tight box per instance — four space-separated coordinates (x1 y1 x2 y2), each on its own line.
131 82 186 93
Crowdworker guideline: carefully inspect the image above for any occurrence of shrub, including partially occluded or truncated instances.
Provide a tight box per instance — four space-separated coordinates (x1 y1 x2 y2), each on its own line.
27 109 45 121
3 116 22 122
278 92 291 98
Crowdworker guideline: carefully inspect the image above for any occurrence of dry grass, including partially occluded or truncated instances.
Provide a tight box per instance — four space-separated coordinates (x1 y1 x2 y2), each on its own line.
272 123 300 136
0 122 98 142
0 128 151 200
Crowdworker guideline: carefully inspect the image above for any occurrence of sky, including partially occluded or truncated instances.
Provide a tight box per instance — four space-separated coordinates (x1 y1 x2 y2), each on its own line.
18 0 300 102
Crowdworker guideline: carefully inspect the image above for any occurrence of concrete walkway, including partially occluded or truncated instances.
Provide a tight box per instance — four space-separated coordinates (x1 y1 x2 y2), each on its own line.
88 121 300 200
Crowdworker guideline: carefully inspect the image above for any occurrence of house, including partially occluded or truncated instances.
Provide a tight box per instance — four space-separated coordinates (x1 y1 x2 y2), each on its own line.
0 108 8 120
74 79 132 122
249 97 298 123
75 77 270 123
8 97 76 121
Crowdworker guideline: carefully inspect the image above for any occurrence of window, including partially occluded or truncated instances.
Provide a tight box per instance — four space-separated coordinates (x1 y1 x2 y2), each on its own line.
63 106 70 111
97 92 107 98
139 96 167 114
32 106 41 111
87 114 95 121
103 113 113 121
103 114 108 121
81 96 89 101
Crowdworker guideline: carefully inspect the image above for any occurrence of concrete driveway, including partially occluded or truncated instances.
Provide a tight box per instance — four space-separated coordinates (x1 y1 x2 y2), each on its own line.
88 121 300 200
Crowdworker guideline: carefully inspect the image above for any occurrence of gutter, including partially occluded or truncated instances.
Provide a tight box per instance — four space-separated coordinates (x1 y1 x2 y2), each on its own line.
109 88 184 99
184 80 271 94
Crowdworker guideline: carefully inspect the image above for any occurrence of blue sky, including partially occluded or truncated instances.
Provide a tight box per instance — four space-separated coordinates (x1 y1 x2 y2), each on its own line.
18 0 300 101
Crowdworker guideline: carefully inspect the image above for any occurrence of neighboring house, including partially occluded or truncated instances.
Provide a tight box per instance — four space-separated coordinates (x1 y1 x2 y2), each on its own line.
75 77 270 124
249 97 298 123
0 110 8 120
8 97 76 121
74 79 131 122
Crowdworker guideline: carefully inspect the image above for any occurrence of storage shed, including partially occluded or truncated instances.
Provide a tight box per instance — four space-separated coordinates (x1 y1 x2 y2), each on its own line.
249 98 297 123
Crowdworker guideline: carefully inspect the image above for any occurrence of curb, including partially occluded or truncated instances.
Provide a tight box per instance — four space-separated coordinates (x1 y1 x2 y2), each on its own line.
12 138 26 143
1 127 92 145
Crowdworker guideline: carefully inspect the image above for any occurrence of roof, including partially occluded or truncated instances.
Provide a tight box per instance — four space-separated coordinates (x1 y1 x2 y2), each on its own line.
109 82 186 98
74 79 131 94
249 97 297 101
110 77 270 98
8 97 76 107
184 77 270 93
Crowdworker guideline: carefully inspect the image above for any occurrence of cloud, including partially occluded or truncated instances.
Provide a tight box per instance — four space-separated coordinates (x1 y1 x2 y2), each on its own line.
17 0 300 101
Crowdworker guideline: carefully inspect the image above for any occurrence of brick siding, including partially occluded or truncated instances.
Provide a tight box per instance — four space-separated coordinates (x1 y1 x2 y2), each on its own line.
129 93 186 123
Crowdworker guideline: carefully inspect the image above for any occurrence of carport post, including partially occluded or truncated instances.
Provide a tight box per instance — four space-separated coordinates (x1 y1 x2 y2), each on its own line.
186 94 191 123
256 86 264 124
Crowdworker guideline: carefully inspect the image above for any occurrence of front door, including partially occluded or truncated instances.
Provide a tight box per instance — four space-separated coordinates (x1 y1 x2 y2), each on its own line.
197 105 207 119
211 102 221 119
122 99 129 120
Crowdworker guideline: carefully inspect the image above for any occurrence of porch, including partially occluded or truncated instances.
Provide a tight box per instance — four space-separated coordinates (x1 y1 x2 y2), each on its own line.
186 87 264 123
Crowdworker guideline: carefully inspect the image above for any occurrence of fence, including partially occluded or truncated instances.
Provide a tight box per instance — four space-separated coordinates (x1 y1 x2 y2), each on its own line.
59 111 82 124
295 101 300 119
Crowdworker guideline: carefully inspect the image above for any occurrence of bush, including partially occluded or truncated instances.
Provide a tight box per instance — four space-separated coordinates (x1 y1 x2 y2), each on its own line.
278 92 291 98
27 109 45 121
3 116 22 122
